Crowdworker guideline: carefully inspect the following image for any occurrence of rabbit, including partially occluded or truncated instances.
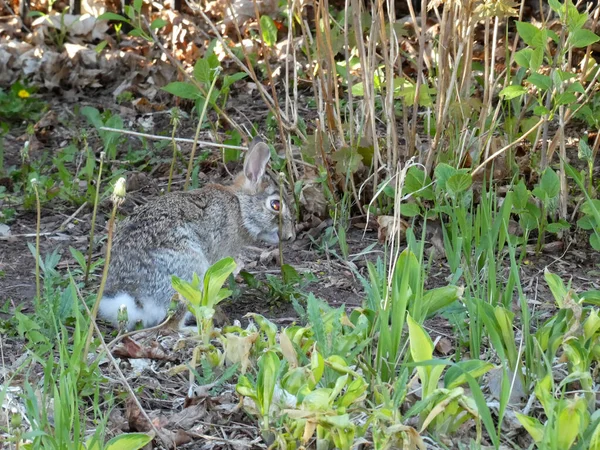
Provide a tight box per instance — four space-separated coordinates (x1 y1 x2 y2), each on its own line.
98 137 296 330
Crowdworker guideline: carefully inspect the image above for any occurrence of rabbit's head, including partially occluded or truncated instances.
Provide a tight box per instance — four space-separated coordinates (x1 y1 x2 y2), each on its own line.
232 138 296 245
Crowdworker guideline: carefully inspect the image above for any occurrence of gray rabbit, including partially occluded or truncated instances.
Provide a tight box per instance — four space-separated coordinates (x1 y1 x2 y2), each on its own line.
98 137 296 330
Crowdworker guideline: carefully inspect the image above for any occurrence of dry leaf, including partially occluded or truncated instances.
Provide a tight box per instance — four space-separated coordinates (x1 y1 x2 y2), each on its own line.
376 215 408 244
223 332 258 374
112 336 175 361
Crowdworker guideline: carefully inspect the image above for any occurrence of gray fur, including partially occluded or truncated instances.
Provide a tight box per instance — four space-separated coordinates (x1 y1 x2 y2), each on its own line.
99 138 295 329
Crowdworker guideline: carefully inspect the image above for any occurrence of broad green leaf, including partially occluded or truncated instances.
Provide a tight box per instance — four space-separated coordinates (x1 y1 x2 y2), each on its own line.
527 73 552 91
569 29 600 48
150 18 167 29
500 85 527 100
222 72 248 90
260 15 278 47
544 268 568 308
514 48 533 68
339 377 367 407
558 398 588 449
539 167 560 198
404 166 434 200
546 220 570 234
434 163 457 191
98 12 130 23
515 413 545 442
257 350 281 417
351 82 365 96
516 21 542 47
579 139 593 161
311 349 325 385
423 285 463 317
105 433 153 450
446 173 472 196
444 360 494 389
171 275 202 306
591 233 600 251
236 375 258 400
203 257 237 307
303 388 333 411
194 59 211 84
407 314 433 363
399 202 421 218
162 81 201 100
332 146 363 175
590 418 600 450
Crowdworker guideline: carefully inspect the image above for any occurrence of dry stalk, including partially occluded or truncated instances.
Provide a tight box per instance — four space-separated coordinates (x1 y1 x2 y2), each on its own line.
250 0 299 183
407 0 427 159
84 152 105 286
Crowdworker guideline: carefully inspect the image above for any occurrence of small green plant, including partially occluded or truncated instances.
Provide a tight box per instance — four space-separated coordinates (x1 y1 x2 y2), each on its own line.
172 257 237 343
0 82 47 123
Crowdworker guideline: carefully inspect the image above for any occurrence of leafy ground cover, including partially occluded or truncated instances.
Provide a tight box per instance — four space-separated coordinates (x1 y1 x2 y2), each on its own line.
0 0 599 448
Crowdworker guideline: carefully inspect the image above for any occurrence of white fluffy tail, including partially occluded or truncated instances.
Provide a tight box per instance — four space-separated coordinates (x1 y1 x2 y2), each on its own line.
98 293 166 330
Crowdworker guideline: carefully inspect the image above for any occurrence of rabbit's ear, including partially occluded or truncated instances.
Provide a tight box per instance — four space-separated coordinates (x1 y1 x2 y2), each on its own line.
243 140 271 186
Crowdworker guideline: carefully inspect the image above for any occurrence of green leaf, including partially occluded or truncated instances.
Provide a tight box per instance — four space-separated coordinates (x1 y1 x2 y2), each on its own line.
516 21 543 47
514 48 533 68
404 166 434 200
531 47 544 71
423 285 463 317
434 163 457 191
203 257 237 308
499 85 527 100
98 12 130 23
515 413 545 442
133 0 143 13
407 314 433 363
399 202 421 218
105 433 153 450
446 173 472 196
257 351 281 420
260 15 278 47
222 72 248 90
194 59 211 84
171 275 202 306
150 18 167 29
539 167 560 199
546 220 570 234
544 268 568 308
445 360 494 389
569 29 600 48
527 73 552 91
161 82 201 100
591 233 600 251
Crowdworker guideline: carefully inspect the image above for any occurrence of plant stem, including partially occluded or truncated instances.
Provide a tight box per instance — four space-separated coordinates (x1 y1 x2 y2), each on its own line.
84 153 104 286
83 199 119 359
184 70 221 192
32 181 41 301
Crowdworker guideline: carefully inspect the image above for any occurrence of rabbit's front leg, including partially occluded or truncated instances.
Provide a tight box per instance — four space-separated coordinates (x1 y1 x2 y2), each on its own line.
232 257 245 277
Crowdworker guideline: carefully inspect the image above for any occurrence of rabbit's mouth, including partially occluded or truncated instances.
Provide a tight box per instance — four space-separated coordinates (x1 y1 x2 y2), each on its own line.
258 230 280 245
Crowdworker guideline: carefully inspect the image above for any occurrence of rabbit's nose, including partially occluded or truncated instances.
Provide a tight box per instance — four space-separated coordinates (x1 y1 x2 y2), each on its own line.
281 226 296 242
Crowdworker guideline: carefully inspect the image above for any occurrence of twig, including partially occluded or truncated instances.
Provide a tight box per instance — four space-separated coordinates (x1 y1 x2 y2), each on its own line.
471 117 544 177
58 201 88 231
98 127 247 150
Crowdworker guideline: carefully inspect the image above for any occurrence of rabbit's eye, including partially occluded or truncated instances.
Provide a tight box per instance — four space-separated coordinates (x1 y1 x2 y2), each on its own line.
270 199 281 211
